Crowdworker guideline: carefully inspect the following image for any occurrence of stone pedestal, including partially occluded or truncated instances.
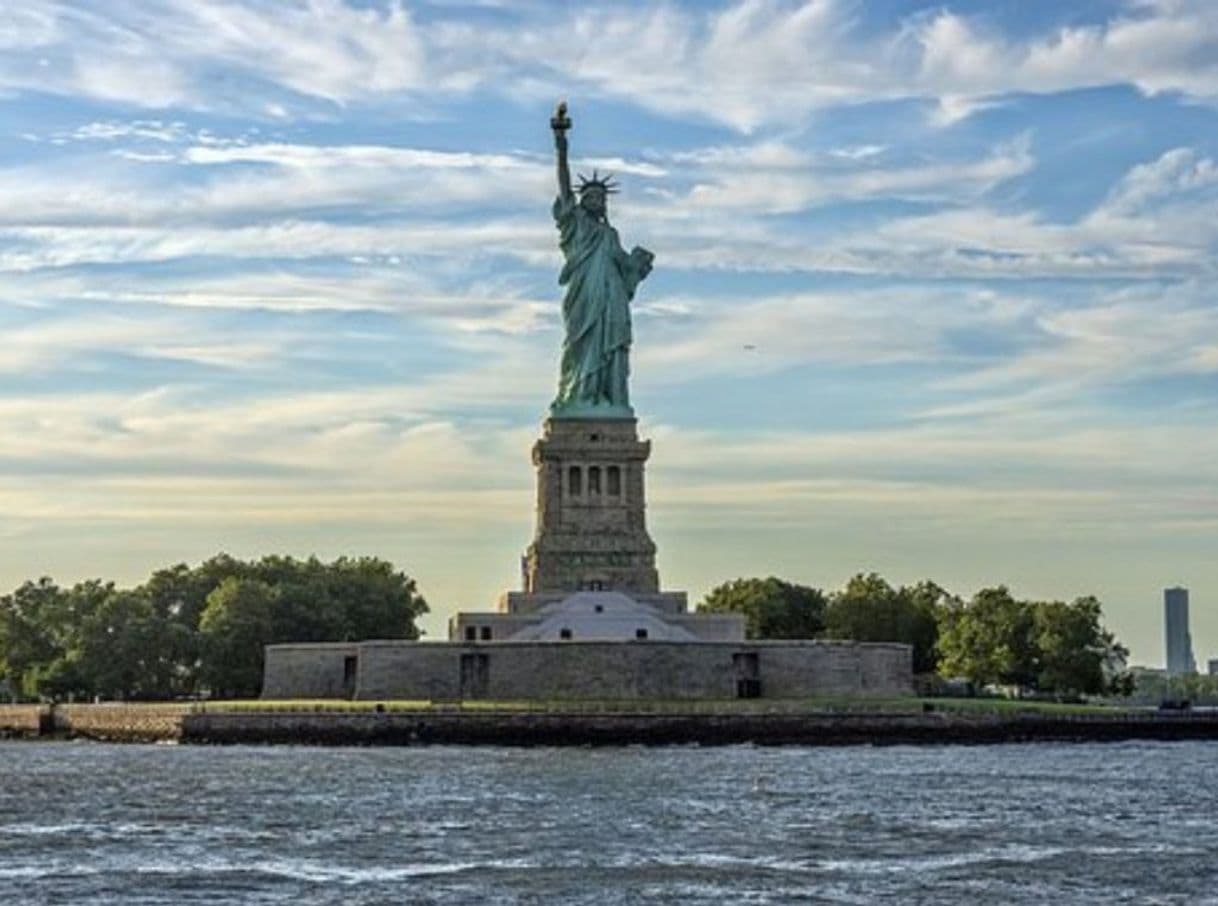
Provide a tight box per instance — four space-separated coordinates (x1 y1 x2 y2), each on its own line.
505 417 682 614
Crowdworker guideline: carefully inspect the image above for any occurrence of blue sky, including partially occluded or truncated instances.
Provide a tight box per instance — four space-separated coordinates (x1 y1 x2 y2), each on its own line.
2 0 1217 666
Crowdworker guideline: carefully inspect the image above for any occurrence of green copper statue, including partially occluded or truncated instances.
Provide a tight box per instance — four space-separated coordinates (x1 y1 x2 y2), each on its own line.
549 101 654 419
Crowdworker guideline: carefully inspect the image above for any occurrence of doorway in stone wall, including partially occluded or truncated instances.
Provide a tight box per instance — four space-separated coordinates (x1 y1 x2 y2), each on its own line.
459 652 489 699
733 651 761 699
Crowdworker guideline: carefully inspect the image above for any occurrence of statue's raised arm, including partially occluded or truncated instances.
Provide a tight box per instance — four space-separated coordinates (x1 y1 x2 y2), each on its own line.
551 101 573 201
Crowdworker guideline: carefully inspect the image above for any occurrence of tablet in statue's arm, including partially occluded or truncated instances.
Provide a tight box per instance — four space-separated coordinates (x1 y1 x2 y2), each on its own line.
630 245 654 278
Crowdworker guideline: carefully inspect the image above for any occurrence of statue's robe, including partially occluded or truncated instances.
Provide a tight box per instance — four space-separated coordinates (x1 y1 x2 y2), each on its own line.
551 193 648 415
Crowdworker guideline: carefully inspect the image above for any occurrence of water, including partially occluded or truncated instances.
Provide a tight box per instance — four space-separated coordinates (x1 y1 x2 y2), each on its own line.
2 741 1217 904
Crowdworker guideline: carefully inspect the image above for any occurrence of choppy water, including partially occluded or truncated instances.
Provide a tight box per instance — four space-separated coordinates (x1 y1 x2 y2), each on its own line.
2 741 1218 904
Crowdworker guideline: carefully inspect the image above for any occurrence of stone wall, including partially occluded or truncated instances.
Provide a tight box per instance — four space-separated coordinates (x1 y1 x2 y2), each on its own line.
54 704 190 742
182 709 1218 747
0 703 187 741
11 703 1218 747
0 704 45 736
261 642 357 699
264 639 913 701
353 642 464 701
860 642 912 691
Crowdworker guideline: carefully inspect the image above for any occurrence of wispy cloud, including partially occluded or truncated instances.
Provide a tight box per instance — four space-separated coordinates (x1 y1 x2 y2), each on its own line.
5 1 1218 128
0 0 430 112
10 135 1211 282
674 134 1033 212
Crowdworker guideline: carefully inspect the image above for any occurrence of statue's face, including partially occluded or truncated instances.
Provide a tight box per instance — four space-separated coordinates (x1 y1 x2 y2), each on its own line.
580 188 607 216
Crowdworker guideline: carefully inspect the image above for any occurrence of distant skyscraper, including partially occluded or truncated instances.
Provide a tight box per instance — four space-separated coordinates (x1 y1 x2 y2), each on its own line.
1164 587 1196 676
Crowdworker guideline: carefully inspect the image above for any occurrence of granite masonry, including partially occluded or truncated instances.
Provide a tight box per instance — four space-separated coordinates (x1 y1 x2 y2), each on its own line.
263 640 912 701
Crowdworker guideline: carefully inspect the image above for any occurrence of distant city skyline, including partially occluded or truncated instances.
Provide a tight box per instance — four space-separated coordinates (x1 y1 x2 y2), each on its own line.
1 1 1216 663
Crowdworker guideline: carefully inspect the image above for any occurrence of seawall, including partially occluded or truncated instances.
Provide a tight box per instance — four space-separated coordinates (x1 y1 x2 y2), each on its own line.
0 704 47 738
181 708 1218 746
8 704 1218 746
0 703 190 742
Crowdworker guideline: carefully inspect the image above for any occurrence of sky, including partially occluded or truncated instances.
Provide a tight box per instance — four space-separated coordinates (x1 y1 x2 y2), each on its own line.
1 0 1216 667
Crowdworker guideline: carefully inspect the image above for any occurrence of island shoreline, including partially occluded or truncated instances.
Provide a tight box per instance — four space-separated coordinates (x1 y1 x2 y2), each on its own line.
6 702 1218 746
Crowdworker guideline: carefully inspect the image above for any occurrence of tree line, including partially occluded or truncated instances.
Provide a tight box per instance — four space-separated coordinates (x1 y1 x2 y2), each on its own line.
697 573 1132 697
0 554 427 702
2 558 1130 702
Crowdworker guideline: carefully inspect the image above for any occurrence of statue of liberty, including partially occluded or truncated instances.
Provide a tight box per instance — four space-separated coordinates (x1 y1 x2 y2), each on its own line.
549 102 654 418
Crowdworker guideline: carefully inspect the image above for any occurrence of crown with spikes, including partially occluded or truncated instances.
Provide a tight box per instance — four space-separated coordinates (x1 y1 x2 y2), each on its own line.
576 169 619 195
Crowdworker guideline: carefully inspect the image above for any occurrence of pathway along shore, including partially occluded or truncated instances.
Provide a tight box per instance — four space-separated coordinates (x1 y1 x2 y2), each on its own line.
5 702 1218 746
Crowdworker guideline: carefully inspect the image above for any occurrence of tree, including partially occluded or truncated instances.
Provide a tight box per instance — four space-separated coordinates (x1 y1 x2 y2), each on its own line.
697 577 825 639
198 578 278 699
903 580 953 673
137 557 258 696
325 556 427 641
824 574 946 673
938 588 1129 696
196 557 429 697
0 578 74 700
77 589 159 701
36 579 121 701
252 555 347 643
1033 596 1130 696
1 554 428 701
936 586 1037 689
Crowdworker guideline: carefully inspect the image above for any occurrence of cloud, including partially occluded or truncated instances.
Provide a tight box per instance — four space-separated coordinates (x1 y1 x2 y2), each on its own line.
828 145 887 161
647 410 1218 514
934 282 1218 402
674 134 1033 213
4 2 1218 129
181 142 536 172
0 138 554 229
0 0 430 112
178 0 427 102
633 274 1218 441
0 271 561 359
1094 146 1218 216
34 261 1213 447
928 94 1006 128
0 220 555 272
912 2 1218 105
472 0 1218 130
635 285 1010 379
2 131 1213 290
792 146 1218 279
4 371 1213 540
67 120 192 143
0 372 543 520
0 306 293 374
111 149 179 163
